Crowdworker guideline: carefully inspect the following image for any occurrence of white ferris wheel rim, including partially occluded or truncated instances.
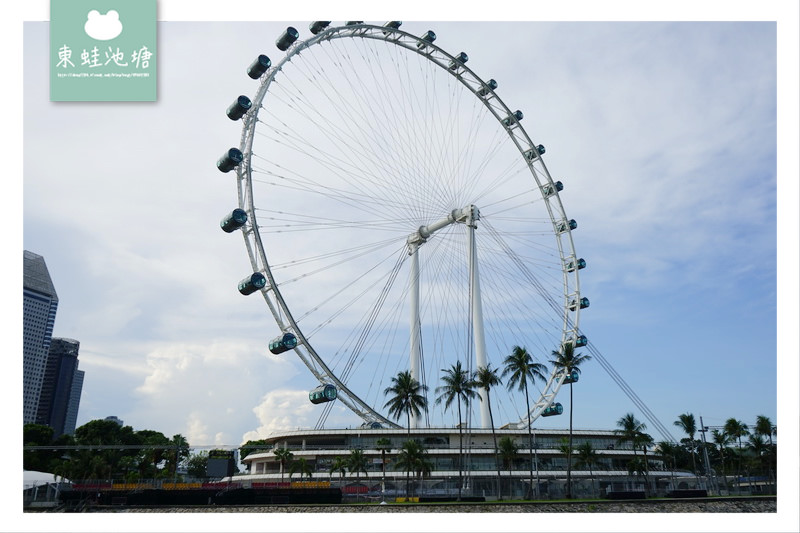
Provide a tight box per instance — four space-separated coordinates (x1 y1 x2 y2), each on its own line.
230 22 584 429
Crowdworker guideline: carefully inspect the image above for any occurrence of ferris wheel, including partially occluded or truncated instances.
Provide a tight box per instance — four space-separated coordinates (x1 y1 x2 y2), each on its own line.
217 22 587 430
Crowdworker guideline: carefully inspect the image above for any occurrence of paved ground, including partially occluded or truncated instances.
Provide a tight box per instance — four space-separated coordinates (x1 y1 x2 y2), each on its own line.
93 496 776 513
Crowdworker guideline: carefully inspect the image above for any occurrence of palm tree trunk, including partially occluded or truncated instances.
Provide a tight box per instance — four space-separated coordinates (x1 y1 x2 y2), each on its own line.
566 382 574 499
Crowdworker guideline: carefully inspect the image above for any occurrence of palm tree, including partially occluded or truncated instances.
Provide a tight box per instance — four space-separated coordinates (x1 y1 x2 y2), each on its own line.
502 345 547 499
394 439 431 498
474 363 503 500
435 360 477 501
673 413 698 474
376 438 392 502
289 456 313 482
754 415 776 491
549 341 591 498
575 441 599 497
272 446 293 484
383 370 429 434
724 418 749 493
711 429 732 490
615 413 647 492
498 436 519 499
635 431 654 496
346 448 369 499
330 456 347 486
657 441 680 491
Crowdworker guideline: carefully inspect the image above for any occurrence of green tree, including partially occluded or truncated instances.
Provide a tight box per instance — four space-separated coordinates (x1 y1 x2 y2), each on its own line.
549 341 591 498
186 451 209 479
394 439 431 498
724 417 749 491
272 446 294 484
474 364 503 500
166 434 190 479
383 370 428 435
673 413 698 474
575 441 599 497
498 436 519 499
435 360 477 501
502 345 547 499
289 457 313 482
23 423 57 472
615 413 646 462
239 439 271 463
330 456 347 485
656 440 680 490
346 448 369 494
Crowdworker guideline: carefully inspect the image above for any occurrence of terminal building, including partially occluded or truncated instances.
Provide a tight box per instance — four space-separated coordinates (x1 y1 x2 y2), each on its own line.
231 426 692 499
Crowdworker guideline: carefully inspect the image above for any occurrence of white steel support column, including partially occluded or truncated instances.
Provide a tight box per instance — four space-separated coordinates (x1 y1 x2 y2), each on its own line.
467 207 491 428
408 242 422 429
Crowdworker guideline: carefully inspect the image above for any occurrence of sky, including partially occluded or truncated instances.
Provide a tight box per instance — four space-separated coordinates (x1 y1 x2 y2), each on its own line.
5 1 800 531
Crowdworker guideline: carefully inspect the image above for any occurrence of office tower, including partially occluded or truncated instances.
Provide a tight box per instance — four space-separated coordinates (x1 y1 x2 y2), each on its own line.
23 251 59 424
36 338 83 437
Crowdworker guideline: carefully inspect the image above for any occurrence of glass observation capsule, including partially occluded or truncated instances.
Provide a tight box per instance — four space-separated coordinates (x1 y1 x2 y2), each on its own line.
217 148 243 173
238 272 267 295
269 332 298 354
562 370 580 384
569 297 590 311
383 21 402 30
309 21 331 34
574 335 588 348
417 30 436 49
557 219 578 233
309 384 337 404
276 26 299 51
247 54 271 79
448 52 468 70
566 257 586 272
502 110 524 127
477 79 498 97
220 208 248 233
542 403 564 417
524 144 546 160
226 95 252 120
542 181 564 198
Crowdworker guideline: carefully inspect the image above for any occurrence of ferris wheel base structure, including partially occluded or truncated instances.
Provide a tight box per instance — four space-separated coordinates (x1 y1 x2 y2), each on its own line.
216 21 588 433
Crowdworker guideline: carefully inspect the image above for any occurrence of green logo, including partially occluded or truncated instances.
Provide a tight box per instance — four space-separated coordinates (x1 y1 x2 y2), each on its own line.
50 0 157 101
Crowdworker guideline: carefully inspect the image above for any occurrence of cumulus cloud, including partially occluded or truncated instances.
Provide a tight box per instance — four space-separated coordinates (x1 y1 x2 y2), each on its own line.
84 10 123 41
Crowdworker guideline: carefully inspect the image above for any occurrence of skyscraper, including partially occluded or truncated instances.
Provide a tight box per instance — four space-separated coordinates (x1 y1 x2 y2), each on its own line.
23 251 59 424
36 338 84 437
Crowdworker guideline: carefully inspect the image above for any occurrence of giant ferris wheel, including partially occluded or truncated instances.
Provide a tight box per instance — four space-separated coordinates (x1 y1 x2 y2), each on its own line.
217 22 588 431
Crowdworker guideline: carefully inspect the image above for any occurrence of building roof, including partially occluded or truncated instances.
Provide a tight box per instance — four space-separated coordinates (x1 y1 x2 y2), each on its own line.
23 250 58 300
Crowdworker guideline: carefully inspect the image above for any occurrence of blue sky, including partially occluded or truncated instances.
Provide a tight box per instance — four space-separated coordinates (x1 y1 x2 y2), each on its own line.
5 2 799 531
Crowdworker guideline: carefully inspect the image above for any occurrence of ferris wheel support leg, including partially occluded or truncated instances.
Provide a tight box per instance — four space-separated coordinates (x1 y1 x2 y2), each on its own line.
409 243 422 429
467 208 491 429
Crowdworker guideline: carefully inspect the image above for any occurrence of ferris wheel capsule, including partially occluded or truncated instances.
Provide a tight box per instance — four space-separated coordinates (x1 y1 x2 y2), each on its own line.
226 95 252 120
247 55 271 79
309 21 331 34
276 27 299 51
477 79 498 98
448 52 468 70
417 30 436 50
220 208 248 233
542 403 564 417
269 332 298 354
238 272 266 295
542 181 564 198
217 148 243 173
